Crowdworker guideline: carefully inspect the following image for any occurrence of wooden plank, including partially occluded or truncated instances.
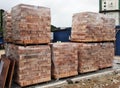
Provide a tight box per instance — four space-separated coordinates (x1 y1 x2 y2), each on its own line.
0 60 4 75
70 39 115 43
0 58 10 88
5 58 15 88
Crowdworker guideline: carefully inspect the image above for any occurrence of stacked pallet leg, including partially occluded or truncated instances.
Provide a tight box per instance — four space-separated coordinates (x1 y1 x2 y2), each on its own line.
71 12 115 73
4 4 51 87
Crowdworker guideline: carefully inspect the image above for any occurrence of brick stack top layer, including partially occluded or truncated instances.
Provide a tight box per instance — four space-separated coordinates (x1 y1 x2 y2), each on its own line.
71 12 115 42
11 4 51 44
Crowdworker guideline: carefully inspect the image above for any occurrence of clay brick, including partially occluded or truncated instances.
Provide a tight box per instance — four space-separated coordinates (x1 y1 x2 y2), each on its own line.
71 12 115 42
5 44 51 87
3 12 12 42
51 43 78 79
11 4 51 45
77 42 114 73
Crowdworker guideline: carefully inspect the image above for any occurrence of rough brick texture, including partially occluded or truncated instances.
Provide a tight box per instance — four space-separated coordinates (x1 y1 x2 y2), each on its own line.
3 12 12 42
71 12 115 42
51 43 78 79
5 44 51 87
77 42 114 73
11 4 51 44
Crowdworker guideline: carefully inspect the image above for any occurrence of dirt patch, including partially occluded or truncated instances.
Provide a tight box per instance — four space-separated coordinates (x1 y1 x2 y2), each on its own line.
59 70 120 88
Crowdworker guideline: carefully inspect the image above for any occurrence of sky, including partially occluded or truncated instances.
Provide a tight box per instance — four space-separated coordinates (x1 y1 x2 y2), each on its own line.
0 0 99 27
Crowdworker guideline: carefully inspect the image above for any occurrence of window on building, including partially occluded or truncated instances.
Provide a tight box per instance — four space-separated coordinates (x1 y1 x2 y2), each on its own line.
104 2 106 4
104 5 106 7
111 2 113 5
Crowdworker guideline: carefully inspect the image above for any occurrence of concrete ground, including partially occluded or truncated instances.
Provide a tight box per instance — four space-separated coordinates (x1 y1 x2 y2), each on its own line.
1 50 120 88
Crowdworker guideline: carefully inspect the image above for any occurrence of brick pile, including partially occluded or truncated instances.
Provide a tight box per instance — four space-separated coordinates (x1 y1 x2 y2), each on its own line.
71 12 115 42
5 44 51 87
51 43 78 79
11 4 51 45
71 12 115 73
3 12 12 42
4 4 51 87
77 43 114 73
98 43 114 69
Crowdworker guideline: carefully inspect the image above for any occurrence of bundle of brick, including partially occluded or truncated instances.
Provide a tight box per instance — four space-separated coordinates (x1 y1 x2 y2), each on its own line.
98 43 114 69
77 43 114 73
51 43 78 79
71 12 115 42
11 4 51 45
71 12 115 73
5 43 51 87
3 12 12 42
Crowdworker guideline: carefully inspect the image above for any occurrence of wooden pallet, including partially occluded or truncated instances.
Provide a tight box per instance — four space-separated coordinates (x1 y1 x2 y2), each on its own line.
70 39 115 43
79 68 99 74
99 64 113 70
52 71 78 80
13 40 50 46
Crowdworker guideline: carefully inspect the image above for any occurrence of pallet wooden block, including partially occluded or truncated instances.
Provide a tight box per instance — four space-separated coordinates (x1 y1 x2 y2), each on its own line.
51 43 78 79
11 4 51 45
71 12 115 42
0 58 10 88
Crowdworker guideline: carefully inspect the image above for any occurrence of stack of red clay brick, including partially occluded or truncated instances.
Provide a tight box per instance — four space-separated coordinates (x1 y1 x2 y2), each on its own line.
77 43 114 73
51 43 78 79
71 12 115 73
4 4 51 87
11 4 51 44
71 12 115 42
3 12 12 42
5 44 51 86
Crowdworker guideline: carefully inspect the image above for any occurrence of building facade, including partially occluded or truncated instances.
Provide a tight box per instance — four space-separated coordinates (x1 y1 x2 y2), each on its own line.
99 0 120 25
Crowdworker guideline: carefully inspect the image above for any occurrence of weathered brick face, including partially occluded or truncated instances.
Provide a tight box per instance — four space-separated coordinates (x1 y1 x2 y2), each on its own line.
71 12 115 42
51 43 78 79
77 43 114 73
11 4 51 45
5 44 51 87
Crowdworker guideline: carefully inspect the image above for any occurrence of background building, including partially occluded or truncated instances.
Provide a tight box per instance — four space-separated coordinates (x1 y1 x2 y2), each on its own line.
99 0 120 25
